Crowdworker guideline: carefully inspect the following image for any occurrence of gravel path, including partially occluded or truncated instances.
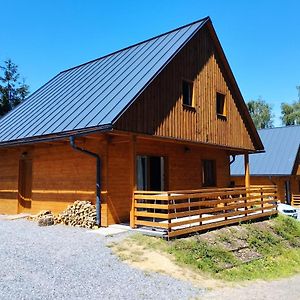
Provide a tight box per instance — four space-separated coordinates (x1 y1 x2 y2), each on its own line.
202 274 300 300
0 219 203 300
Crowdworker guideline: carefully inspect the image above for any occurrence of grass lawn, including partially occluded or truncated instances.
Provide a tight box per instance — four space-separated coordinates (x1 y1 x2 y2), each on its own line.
111 215 300 282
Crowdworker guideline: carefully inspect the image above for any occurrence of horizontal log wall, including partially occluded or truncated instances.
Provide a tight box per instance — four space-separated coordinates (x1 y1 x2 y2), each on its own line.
0 133 232 226
116 26 255 151
136 137 230 190
0 149 20 214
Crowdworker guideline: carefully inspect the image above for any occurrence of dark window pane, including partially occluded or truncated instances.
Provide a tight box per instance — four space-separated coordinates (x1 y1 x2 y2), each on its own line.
216 92 225 115
202 160 216 187
182 80 193 106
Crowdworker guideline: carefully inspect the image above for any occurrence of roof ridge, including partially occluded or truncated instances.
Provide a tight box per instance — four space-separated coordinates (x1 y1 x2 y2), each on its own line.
60 16 210 74
258 125 300 131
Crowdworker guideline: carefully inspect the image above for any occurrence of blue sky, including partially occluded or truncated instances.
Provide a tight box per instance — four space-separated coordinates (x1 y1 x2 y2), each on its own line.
1 0 299 126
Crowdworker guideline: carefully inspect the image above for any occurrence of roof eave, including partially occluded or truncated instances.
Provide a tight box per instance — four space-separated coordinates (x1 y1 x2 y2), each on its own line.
0 124 113 148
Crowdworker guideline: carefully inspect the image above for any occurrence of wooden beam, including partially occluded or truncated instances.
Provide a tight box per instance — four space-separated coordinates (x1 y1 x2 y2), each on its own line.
101 134 109 227
130 135 137 228
244 153 250 188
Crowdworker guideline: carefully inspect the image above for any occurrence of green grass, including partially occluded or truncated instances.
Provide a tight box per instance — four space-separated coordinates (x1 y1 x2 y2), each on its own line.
220 248 300 281
168 238 239 273
124 215 300 281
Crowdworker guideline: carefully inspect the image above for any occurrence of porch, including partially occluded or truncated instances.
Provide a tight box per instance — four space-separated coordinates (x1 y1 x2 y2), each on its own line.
131 185 277 238
292 194 300 207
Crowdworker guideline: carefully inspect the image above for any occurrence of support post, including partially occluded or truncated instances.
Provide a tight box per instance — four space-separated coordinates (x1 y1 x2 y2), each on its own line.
244 153 250 216
244 153 250 189
130 135 137 228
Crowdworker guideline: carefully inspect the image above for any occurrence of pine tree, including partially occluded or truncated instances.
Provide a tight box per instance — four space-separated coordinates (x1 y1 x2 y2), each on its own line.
0 59 29 116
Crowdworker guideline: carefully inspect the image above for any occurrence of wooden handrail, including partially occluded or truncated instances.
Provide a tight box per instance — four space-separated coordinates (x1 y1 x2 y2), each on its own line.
133 185 278 238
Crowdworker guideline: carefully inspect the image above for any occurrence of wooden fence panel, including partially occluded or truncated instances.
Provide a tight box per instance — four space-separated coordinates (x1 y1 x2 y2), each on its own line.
133 186 278 238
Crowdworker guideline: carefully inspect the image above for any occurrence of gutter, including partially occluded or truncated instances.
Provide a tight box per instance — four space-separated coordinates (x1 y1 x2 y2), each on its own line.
0 124 112 148
70 136 101 227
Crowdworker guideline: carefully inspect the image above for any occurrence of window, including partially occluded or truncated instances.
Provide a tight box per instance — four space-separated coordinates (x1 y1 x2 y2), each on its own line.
202 160 216 187
182 80 193 106
216 92 226 116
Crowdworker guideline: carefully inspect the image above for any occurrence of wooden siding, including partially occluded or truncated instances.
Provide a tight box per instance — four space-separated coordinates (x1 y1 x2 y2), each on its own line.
31 142 97 215
136 138 230 190
0 133 232 225
116 26 256 151
0 149 19 214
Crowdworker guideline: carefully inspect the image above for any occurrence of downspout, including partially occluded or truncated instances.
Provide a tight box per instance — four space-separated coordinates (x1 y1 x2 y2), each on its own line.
70 136 101 227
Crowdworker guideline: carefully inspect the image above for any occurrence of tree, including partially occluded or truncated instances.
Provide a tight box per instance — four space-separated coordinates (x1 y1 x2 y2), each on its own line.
247 98 274 129
281 102 300 126
280 87 300 126
0 59 29 116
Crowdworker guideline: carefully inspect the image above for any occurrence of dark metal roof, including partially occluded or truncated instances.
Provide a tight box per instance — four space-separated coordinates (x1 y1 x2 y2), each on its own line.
0 17 209 145
231 126 300 176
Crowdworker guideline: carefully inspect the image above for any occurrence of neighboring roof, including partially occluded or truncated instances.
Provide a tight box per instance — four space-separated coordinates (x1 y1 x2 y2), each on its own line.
0 17 209 145
231 126 300 176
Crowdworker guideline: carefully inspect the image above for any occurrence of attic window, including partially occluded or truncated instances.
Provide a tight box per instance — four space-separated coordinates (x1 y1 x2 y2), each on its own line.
182 80 193 106
216 92 226 117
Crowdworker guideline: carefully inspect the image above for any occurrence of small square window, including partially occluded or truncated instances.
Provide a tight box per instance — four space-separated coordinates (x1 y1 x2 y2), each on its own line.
216 92 226 116
202 160 216 187
182 80 193 106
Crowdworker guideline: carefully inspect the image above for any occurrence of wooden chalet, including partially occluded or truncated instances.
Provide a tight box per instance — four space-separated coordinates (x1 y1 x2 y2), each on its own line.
0 17 277 238
231 126 300 207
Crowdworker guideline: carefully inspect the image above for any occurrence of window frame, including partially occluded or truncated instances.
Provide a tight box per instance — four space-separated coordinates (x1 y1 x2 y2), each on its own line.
216 92 226 118
182 79 194 108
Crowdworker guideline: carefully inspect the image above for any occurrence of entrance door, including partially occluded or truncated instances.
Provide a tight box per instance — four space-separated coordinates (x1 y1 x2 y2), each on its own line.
136 156 165 191
18 158 32 212
284 180 291 204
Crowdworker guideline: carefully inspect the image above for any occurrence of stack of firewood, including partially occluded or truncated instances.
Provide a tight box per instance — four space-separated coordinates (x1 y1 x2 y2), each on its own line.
28 210 55 226
54 200 97 229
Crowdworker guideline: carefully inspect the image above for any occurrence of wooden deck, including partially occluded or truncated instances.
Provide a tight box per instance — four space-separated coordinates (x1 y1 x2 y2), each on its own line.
292 194 300 207
133 186 278 238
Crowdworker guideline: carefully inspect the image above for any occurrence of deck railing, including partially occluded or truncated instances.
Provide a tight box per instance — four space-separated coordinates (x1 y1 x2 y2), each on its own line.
133 186 277 238
292 194 300 207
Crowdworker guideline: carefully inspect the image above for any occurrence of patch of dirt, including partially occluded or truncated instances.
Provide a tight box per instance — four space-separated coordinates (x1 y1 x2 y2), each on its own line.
110 238 225 289
234 248 262 262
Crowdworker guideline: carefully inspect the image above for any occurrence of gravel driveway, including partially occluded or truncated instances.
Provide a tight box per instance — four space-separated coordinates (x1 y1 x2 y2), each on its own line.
0 218 203 300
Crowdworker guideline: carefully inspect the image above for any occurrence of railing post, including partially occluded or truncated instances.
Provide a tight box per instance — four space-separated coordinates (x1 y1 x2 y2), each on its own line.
244 153 250 217
261 188 264 213
168 193 171 239
224 198 228 221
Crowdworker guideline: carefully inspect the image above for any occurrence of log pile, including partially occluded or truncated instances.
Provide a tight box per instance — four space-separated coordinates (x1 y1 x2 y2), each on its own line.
28 210 55 227
54 200 97 229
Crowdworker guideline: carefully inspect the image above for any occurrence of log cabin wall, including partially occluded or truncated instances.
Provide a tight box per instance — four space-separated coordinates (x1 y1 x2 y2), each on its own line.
116 26 256 151
0 139 104 221
0 149 19 214
106 135 132 225
136 138 230 190
31 141 98 215
0 133 231 225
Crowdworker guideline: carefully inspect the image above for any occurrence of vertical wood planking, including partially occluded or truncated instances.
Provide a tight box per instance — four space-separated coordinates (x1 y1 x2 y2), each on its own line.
116 26 256 151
